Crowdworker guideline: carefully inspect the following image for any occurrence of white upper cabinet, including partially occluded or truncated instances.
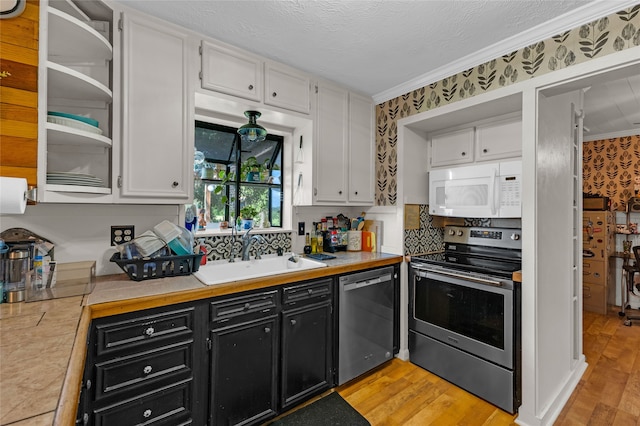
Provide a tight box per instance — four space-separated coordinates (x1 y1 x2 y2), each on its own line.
264 62 311 114
200 40 262 102
430 114 522 169
314 82 349 203
199 41 311 115
118 10 193 202
475 116 522 161
38 0 114 203
430 128 475 168
312 82 374 205
348 92 374 204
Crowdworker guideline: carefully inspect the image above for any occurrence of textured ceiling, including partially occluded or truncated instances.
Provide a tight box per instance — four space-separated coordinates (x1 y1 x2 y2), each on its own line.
115 0 640 139
116 0 600 98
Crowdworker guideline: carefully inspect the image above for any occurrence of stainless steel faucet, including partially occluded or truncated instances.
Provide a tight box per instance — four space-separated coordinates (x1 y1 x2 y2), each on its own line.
241 228 267 261
228 220 237 262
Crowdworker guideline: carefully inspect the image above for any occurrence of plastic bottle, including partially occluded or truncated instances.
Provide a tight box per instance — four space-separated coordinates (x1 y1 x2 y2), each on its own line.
198 239 207 265
304 233 311 254
33 255 43 289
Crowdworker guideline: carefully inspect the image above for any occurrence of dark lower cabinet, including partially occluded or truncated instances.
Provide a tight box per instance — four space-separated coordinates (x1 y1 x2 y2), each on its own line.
78 267 400 426
281 300 332 410
78 302 207 426
210 315 279 425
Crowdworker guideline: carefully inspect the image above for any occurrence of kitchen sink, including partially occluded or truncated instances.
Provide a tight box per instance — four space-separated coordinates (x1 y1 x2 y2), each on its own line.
193 254 328 286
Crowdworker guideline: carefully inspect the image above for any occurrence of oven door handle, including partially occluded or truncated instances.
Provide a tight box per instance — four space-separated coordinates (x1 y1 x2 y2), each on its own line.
415 268 504 287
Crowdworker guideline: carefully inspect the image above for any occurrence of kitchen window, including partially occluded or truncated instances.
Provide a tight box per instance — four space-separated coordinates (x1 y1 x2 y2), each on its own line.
194 120 283 228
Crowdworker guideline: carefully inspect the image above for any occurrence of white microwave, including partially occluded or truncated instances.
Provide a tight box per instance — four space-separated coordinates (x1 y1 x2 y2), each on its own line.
429 160 521 218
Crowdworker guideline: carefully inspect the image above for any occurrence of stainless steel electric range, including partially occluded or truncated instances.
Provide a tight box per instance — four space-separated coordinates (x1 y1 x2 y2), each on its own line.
408 226 522 413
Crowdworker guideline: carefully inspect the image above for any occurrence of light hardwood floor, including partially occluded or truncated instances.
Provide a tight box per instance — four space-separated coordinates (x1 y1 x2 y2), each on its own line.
335 307 640 425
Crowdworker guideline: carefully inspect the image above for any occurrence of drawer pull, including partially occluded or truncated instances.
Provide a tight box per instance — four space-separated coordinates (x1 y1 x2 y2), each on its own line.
143 409 152 418
264 327 271 333
144 327 155 337
143 365 153 375
244 303 251 311
307 289 313 295
290 319 297 326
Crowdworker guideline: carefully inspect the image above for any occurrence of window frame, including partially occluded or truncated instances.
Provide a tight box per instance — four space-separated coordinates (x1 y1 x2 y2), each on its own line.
195 120 284 228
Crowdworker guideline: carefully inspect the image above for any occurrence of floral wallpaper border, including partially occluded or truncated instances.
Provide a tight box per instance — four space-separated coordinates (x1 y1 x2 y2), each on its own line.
376 5 640 206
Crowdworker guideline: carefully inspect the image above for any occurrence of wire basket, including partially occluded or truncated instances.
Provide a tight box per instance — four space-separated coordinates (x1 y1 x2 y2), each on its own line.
110 252 204 281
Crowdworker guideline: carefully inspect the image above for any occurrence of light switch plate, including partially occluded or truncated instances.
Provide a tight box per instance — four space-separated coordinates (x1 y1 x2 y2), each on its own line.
298 222 305 236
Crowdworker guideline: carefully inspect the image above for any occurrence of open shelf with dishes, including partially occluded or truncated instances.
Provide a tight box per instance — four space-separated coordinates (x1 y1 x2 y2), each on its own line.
39 0 114 201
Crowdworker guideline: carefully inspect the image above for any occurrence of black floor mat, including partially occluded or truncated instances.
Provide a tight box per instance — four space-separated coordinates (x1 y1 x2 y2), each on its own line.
270 392 370 426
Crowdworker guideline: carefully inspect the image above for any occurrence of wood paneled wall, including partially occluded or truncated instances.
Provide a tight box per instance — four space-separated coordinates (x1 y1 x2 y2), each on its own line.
0 0 39 186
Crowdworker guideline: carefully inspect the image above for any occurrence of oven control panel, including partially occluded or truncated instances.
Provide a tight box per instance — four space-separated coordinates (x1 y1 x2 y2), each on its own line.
445 226 522 250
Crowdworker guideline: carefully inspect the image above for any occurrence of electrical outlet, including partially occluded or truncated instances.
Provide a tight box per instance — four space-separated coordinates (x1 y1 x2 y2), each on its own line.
111 225 135 246
298 221 305 236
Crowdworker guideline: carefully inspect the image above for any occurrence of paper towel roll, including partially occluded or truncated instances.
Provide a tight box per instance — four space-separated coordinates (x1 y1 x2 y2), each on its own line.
0 177 27 214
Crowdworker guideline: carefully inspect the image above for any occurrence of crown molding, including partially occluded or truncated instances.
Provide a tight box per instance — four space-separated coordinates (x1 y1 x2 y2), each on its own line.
584 128 640 142
373 0 640 105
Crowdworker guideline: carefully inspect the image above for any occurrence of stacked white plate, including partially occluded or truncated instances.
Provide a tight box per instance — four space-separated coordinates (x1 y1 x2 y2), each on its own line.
47 172 104 187
47 113 103 135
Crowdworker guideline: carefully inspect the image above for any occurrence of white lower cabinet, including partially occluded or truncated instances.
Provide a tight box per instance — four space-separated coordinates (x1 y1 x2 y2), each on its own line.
312 82 374 205
118 11 194 202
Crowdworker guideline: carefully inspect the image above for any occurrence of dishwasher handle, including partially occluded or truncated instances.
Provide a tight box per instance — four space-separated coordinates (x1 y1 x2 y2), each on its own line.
343 273 392 291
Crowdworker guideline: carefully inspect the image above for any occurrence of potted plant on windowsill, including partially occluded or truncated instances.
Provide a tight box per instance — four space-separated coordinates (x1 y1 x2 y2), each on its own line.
239 206 259 230
241 156 263 182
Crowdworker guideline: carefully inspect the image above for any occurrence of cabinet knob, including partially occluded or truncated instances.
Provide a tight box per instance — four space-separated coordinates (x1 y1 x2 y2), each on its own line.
172 181 179 188
354 191 358 195
244 303 251 311
143 409 152 418
248 84 254 90
143 365 153 375
272 92 277 97
144 327 155 336
264 327 271 333
290 319 297 326
307 289 313 295
338 190 343 195
461 152 466 156
483 148 488 153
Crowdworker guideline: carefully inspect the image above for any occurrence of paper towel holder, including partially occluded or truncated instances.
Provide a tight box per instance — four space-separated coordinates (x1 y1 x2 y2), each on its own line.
0 177 37 214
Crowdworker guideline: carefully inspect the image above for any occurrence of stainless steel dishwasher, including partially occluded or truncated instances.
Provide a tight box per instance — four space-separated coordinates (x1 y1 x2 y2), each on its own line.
338 266 395 385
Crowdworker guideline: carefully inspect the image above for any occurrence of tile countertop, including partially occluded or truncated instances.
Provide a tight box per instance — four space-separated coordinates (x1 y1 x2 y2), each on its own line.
0 251 402 425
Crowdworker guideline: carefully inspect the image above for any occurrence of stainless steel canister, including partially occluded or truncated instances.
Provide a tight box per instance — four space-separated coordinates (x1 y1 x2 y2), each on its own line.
4 248 30 303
